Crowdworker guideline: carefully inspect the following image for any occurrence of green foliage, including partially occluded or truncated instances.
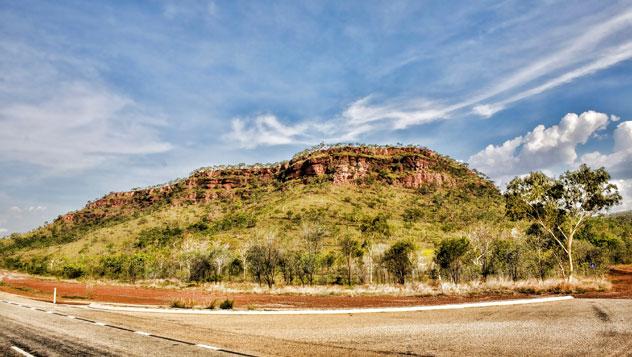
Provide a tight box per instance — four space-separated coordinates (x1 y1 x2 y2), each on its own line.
434 237 471 284
3 147 630 289
490 239 524 281
382 240 415 284
246 240 280 288
339 235 364 286
62 263 85 279
211 212 256 231
402 207 423 223
505 165 621 279
360 213 390 236
135 227 183 249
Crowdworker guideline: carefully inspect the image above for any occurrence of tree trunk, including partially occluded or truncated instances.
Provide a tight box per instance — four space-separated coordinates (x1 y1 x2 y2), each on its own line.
347 255 352 286
567 237 574 281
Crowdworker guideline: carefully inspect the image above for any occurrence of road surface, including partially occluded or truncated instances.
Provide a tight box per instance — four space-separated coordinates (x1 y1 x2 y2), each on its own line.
1 291 631 356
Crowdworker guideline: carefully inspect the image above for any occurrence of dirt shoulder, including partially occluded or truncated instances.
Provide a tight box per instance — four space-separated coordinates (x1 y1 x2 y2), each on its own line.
1 266 629 309
575 264 632 299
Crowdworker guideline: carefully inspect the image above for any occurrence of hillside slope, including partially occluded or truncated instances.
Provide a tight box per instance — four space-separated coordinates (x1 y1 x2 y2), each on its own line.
0 145 505 280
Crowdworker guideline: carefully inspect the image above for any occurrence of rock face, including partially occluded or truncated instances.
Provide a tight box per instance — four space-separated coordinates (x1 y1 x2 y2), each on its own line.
60 146 492 224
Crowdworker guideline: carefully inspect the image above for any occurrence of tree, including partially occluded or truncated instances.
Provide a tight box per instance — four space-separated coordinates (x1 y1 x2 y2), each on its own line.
246 239 280 288
300 224 325 285
434 237 470 284
468 225 497 281
339 235 364 286
490 239 523 281
505 165 621 280
382 240 415 284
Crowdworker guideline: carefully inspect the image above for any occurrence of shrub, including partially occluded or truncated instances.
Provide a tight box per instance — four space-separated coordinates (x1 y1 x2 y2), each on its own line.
219 299 234 310
170 298 196 309
382 240 415 284
135 227 183 249
360 214 390 236
189 255 215 282
205 299 217 310
490 239 524 281
212 212 256 231
246 241 280 288
402 207 423 223
62 264 85 279
434 237 471 284
98 255 125 279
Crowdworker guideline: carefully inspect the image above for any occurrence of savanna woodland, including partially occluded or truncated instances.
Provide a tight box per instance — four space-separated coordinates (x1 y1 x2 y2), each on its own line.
1 145 630 295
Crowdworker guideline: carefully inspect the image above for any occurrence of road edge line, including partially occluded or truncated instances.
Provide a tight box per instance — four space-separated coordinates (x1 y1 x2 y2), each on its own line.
87 295 574 315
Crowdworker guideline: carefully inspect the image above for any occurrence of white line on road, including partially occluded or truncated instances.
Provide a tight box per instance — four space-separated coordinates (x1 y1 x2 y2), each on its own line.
89 295 575 315
196 344 220 350
10 346 35 357
1 299 246 356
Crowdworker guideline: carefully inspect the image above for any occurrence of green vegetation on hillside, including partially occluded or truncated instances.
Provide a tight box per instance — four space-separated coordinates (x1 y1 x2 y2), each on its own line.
1 146 630 289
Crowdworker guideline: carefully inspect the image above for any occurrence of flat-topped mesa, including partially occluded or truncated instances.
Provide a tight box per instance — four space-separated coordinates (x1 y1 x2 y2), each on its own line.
59 145 492 224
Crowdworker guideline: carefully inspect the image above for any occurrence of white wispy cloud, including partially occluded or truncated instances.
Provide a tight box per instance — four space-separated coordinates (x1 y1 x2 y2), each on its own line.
0 41 172 172
230 7 632 146
226 114 313 148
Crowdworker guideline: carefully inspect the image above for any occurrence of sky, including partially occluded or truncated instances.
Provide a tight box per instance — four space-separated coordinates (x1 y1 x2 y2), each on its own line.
1 0 632 236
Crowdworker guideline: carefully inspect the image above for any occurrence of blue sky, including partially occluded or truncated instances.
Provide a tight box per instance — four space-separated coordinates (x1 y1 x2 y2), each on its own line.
1 0 632 235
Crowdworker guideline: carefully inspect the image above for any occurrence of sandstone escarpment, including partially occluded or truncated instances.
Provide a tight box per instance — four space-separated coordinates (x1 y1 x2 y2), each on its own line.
59 145 492 224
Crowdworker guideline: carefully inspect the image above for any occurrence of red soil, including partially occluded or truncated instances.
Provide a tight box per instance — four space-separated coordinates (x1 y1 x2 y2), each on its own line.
1 266 629 309
575 265 632 299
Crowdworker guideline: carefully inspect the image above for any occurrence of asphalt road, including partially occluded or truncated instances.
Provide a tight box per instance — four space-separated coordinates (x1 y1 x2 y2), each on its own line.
1 291 631 356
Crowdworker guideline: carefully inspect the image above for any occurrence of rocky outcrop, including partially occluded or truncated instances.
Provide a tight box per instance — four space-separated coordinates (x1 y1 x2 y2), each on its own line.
59 146 492 224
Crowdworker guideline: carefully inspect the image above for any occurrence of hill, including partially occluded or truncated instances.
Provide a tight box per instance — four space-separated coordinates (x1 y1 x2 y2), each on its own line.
0 145 505 281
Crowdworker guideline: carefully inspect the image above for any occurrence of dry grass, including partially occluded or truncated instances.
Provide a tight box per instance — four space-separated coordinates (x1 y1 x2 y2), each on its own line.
189 276 611 297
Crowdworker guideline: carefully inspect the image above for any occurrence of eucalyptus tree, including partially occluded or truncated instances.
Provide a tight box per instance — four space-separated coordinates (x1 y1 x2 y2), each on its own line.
504 165 620 280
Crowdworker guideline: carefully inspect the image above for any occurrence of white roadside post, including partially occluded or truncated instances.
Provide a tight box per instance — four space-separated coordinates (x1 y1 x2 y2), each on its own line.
53 287 57 304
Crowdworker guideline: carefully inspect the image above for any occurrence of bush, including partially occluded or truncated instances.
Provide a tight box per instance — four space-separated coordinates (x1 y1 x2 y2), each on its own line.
212 212 256 231
23 256 49 275
189 255 215 282
360 214 390 236
246 241 280 288
135 227 183 249
219 299 234 310
170 298 196 309
98 255 125 278
205 299 217 310
382 240 415 284
490 239 524 281
434 237 471 284
62 264 85 279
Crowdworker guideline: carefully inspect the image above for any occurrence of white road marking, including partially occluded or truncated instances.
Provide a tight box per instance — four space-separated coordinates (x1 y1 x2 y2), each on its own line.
1 299 236 355
10 346 35 357
89 295 575 315
196 344 220 350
